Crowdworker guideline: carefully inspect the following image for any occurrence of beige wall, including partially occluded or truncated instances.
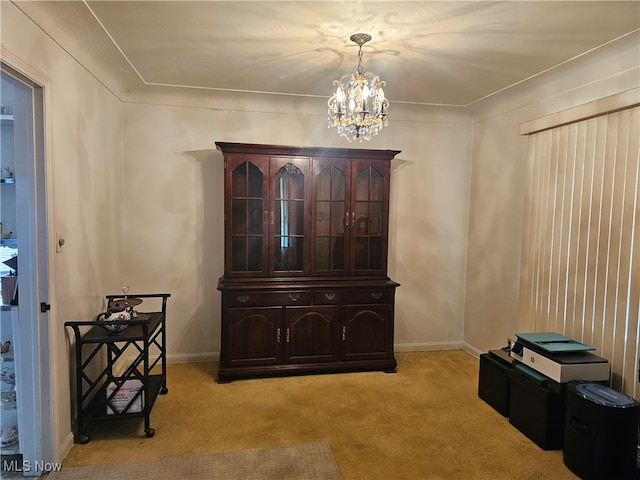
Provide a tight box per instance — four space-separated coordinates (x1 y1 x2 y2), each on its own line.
121 98 473 358
464 32 640 355
2 1 125 462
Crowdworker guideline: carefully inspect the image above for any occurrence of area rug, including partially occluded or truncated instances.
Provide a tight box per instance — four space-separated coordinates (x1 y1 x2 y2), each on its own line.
45 441 342 480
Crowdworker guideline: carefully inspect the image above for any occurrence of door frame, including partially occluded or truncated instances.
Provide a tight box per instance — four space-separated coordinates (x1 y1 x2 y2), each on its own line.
1 51 55 471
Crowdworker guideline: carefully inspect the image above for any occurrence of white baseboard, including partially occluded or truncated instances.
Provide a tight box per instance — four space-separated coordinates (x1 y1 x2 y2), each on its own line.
462 342 483 358
394 341 464 352
166 352 220 363
59 431 75 463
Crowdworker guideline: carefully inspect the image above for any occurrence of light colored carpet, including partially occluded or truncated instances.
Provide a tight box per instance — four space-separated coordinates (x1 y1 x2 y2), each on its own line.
45 441 342 480
59 351 579 479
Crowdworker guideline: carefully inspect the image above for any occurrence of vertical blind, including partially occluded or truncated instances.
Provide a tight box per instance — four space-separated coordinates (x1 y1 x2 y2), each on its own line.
519 105 639 397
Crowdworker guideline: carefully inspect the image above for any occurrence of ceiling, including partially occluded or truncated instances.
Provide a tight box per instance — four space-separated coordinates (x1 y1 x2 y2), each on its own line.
13 1 640 107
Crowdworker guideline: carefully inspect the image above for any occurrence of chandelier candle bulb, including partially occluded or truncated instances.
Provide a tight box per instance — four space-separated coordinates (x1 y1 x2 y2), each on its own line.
328 33 389 142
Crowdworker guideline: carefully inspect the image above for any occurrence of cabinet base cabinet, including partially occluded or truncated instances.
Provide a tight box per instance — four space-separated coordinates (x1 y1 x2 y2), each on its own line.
218 280 398 383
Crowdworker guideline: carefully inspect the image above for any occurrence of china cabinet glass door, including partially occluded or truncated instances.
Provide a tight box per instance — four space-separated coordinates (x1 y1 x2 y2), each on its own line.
229 157 268 276
352 162 388 273
271 158 308 275
313 160 349 274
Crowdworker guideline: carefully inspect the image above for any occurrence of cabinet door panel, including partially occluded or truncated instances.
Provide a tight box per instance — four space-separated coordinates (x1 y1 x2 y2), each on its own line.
224 307 282 367
312 159 350 274
270 158 311 275
342 305 393 361
286 307 337 364
226 156 269 276
350 161 389 274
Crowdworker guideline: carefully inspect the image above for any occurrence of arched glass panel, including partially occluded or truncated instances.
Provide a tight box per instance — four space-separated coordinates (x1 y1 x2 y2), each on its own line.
274 163 304 271
315 164 347 271
354 166 383 270
231 161 264 272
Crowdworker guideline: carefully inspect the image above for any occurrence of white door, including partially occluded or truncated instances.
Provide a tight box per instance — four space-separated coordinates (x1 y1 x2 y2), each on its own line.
1 62 52 476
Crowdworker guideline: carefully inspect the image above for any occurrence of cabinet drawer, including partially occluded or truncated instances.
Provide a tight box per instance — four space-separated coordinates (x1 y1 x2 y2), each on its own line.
224 290 312 307
314 289 393 305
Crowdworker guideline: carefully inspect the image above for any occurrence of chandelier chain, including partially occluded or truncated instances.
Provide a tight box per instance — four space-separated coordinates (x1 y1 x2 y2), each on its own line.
356 45 364 75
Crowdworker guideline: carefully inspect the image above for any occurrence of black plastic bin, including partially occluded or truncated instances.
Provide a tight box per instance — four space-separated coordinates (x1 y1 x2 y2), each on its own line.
564 381 639 480
478 349 513 417
508 363 566 450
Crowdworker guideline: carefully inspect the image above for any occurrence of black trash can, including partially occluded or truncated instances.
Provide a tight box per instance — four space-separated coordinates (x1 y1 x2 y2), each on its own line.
564 381 639 480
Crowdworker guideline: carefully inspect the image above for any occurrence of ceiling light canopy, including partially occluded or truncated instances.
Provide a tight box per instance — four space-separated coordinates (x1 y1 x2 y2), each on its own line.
328 33 388 142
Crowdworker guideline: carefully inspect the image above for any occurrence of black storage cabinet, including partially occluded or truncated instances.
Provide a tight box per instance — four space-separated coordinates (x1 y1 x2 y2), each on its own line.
563 381 639 480
478 349 513 417
508 364 566 450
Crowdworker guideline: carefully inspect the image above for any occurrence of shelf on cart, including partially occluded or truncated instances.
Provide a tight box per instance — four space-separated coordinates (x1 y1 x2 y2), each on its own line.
80 374 164 422
79 313 163 343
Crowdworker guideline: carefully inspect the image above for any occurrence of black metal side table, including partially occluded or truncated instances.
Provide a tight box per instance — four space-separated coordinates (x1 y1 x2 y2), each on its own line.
65 293 170 444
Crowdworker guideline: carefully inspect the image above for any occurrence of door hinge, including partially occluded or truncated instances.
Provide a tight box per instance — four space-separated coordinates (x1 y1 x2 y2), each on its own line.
40 302 51 313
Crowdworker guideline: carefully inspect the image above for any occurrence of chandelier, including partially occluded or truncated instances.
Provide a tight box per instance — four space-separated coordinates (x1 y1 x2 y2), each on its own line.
328 33 389 142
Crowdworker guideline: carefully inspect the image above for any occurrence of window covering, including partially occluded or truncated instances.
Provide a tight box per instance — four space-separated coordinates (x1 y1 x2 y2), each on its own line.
519 105 639 396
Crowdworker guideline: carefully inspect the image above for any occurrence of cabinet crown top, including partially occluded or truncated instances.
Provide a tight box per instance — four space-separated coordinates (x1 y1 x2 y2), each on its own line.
215 142 400 160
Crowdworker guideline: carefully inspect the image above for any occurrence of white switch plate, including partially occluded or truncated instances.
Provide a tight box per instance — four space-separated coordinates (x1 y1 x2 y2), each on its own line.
56 232 64 253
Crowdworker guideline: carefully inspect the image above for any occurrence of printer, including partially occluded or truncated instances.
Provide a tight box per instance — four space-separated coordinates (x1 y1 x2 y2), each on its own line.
510 332 610 383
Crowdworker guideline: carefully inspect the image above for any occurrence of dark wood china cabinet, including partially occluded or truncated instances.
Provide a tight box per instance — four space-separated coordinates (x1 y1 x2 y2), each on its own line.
216 142 400 382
